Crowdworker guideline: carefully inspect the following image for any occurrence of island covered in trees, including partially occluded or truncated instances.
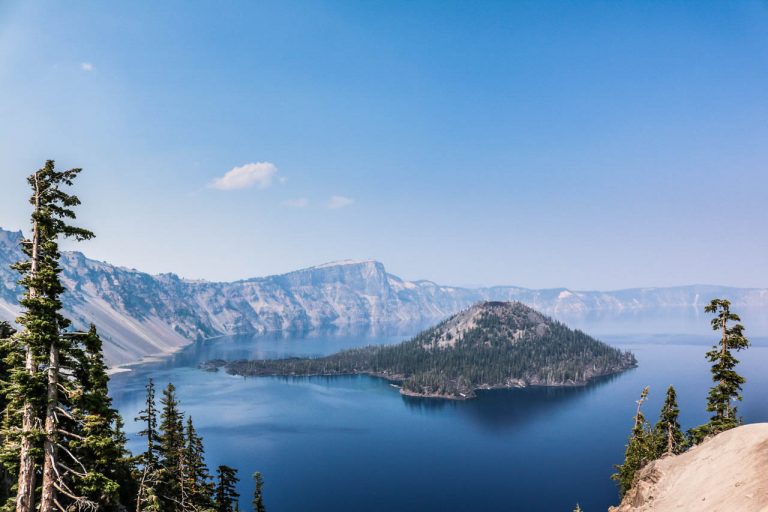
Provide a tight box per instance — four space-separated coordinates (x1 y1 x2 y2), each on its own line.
211 301 637 399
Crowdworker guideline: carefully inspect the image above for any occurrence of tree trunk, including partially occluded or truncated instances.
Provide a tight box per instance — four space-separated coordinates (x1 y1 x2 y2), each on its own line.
17 173 41 512
721 316 728 418
40 343 60 512
16 397 36 512
666 421 674 455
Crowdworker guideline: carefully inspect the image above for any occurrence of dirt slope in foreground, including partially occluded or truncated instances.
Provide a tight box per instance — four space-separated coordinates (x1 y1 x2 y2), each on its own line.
610 423 768 512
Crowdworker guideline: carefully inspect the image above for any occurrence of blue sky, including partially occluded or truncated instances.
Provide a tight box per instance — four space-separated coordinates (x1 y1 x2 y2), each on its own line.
0 1 766 289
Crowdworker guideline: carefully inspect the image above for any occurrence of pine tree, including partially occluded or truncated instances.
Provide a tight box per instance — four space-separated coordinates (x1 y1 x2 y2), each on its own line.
251 472 265 512
3 162 94 512
135 379 162 511
214 465 240 512
184 417 214 510
0 322 17 504
705 299 749 425
690 299 750 443
0 323 13 340
653 385 686 457
158 382 186 511
612 387 654 498
69 325 136 510
136 379 161 467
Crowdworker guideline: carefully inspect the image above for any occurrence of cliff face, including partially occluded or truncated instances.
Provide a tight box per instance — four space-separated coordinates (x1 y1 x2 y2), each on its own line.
1 226 768 366
610 423 768 512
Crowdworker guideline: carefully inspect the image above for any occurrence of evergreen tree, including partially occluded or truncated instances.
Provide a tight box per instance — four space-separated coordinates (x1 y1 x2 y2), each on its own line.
69 325 136 510
136 379 161 467
135 379 162 511
0 323 13 340
3 162 93 512
158 383 186 511
214 465 240 512
0 322 16 504
184 416 214 510
251 472 265 512
690 299 750 442
653 385 686 457
612 387 654 498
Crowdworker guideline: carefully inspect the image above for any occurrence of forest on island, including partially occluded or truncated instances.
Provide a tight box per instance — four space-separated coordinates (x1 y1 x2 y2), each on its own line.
222 302 637 398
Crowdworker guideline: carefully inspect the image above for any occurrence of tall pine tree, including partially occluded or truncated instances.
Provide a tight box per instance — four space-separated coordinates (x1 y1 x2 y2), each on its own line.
4 162 94 512
690 299 749 442
251 472 265 512
135 379 162 512
0 322 17 504
612 387 654 498
214 466 239 512
184 416 214 510
158 383 186 511
69 325 136 510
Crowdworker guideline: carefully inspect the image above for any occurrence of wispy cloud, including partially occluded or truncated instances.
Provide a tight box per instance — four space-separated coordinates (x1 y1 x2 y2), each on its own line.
282 198 308 208
209 162 278 191
328 195 354 209
80 62 94 72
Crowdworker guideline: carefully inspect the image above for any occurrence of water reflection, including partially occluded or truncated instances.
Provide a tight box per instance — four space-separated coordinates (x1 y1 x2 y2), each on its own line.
401 371 630 432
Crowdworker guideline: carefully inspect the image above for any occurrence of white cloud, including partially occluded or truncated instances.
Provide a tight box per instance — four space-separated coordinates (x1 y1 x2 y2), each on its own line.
328 195 354 209
209 162 278 191
80 62 94 72
282 198 308 208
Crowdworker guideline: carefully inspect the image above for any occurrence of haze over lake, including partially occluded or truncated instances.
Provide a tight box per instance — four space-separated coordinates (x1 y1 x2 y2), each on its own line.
109 317 768 512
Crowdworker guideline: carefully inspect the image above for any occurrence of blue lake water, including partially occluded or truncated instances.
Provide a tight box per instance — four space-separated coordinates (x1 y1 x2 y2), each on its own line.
109 329 768 512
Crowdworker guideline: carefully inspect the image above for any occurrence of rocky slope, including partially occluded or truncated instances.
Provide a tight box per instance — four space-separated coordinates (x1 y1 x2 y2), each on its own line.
610 423 768 512
220 301 637 398
1 226 767 366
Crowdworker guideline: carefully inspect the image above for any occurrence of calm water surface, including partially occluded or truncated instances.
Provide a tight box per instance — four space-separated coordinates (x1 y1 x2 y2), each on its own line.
109 329 768 512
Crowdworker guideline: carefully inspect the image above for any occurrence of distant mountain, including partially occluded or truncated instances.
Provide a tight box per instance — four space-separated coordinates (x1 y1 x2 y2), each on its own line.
218 301 637 398
1 226 767 366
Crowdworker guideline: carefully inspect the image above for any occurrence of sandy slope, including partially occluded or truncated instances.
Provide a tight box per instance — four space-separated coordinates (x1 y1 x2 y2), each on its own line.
610 423 768 512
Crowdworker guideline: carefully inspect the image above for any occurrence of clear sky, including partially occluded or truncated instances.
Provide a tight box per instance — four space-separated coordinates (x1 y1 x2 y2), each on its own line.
0 1 766 289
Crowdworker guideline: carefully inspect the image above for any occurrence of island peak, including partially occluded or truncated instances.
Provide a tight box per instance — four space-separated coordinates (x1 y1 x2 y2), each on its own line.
218 301 636 399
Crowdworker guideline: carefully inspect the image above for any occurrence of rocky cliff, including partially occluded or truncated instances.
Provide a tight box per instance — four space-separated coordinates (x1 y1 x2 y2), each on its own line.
1 227 767 366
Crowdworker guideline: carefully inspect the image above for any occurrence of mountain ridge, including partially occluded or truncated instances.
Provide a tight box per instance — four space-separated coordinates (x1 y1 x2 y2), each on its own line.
1 226 767 366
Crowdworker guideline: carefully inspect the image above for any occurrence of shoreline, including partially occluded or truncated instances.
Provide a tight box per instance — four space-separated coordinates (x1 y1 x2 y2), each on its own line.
216 363 637 401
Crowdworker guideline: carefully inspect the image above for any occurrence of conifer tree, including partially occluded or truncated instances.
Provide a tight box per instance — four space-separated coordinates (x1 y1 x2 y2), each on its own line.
4 162 94 512
214 465 239 512
69 325 136 510
694 299 750 439
184 416 214 510
0 322 16 504
251 472 265 512
653 385 685 457
612 387 654 498
135 379 162 511
136 379 161 467
0 323 13 340
158 383 186 511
